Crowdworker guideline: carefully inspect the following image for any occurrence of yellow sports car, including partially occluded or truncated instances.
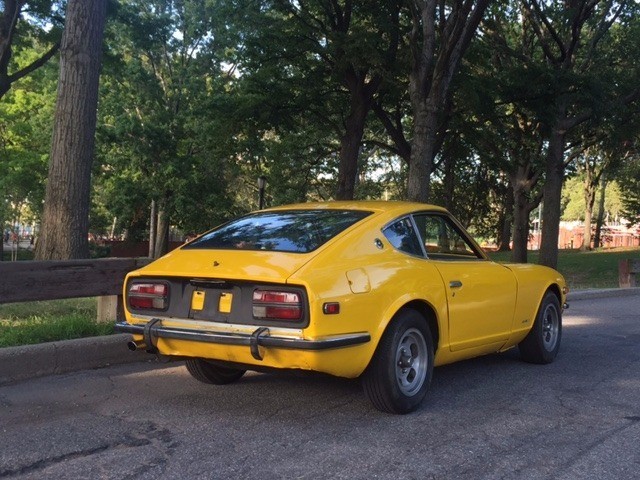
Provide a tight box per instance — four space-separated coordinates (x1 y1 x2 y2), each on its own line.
116 201 567 414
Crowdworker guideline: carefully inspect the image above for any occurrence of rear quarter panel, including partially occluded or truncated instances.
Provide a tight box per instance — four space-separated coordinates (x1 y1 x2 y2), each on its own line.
502 263 567 347
288 221 449 376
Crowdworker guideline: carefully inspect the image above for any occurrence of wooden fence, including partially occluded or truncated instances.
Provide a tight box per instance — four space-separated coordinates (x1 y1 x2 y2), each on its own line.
0 258 152 320
1 257 638 311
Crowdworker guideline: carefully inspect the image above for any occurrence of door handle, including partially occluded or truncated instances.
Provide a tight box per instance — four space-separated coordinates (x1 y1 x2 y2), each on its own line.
449 280 463 288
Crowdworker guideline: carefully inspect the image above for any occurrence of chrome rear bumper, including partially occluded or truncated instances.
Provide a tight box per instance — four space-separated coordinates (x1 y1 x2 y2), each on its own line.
115 319 371 360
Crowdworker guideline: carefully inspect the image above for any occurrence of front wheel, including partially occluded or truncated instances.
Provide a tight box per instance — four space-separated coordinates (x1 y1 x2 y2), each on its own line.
362 309 434 414
185 358 246 385
518 291 562 364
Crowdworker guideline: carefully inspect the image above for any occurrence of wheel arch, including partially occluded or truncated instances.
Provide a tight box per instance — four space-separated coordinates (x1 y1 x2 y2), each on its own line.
545 283 562 305
395 300 440 354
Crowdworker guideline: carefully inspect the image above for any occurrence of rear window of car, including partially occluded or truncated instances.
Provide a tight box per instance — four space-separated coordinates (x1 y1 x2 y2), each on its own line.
183 209 372 253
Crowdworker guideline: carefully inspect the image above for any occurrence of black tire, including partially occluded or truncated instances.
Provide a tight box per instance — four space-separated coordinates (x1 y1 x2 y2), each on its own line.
362 309 434 414
185 358 246 385
518 291 562 364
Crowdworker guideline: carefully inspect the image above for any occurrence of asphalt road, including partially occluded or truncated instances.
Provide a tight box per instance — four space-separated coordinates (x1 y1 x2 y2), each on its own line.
1 294 638 480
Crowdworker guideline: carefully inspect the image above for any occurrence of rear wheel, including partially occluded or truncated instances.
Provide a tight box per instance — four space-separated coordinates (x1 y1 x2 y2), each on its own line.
519 291 562 364
185 358 246 385
362 309 434 414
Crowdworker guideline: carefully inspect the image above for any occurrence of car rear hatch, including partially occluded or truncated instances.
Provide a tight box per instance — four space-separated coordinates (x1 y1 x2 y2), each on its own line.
134 248 313 284
124 207 376 328
126 249 314 328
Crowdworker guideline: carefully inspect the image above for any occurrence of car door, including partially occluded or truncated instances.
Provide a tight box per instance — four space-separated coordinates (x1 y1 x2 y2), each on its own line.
412 213 517 352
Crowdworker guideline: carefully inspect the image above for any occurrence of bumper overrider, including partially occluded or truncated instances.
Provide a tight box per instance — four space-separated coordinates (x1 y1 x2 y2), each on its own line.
115 319 371 361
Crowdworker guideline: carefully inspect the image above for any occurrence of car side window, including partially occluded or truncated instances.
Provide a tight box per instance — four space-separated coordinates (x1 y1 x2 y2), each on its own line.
382 217 424 257
412 214 480 259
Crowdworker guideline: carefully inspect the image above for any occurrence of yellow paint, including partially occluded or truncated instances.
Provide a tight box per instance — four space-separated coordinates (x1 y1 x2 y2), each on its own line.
124 201 567 379
218 292 232 313
346 269 371 293
191 290 205 311
431 260 516 351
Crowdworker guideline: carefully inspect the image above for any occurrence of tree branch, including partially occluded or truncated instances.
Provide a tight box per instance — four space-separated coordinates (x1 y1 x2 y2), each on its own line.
7 40 60 84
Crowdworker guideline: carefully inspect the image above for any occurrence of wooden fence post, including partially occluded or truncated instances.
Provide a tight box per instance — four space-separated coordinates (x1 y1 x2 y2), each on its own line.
619 259 640 288
96 295 118 322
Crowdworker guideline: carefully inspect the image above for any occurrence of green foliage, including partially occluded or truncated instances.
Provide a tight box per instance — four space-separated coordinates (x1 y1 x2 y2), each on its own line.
1 0 639 256
619 156 640 224
95 0 239 237
0 39 58 230
0 0 64 99
562 176 624 222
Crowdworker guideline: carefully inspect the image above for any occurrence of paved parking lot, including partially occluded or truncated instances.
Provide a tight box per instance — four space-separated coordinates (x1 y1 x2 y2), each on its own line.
0 294 638 479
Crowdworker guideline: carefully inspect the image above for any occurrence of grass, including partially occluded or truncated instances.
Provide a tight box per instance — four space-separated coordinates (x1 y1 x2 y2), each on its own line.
0 298 114 348
488 247 640 290
1 248 34 261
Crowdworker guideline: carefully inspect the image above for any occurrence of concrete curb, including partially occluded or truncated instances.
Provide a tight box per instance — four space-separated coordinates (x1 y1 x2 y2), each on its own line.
567 287 640 301
1 288 638 386
0 333 151 386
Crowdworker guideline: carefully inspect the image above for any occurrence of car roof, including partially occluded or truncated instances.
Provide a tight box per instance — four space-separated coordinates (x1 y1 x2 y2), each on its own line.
263 200 449 216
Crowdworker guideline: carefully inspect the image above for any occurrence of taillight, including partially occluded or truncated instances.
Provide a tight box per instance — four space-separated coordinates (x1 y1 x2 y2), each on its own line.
252 290 302 321
128 282 169 310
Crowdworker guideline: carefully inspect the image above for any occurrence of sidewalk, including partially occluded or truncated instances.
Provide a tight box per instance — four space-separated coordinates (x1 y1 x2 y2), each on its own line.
1 288 638 386
567 287 640 300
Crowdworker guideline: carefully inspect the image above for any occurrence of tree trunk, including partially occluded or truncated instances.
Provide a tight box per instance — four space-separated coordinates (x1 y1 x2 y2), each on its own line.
539 130 566 269
497 184 514 251
34 0 107 260
507 161 542 260
582 203 592 251
581 178 597 252
405 0 490 203
593 176 607 248
148 199 157 258
335 92 373 200
407 101 437 202
154 202 170 258
511 187 531 263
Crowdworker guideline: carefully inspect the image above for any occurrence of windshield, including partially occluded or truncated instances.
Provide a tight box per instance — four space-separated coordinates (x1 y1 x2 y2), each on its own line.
184 209 372 253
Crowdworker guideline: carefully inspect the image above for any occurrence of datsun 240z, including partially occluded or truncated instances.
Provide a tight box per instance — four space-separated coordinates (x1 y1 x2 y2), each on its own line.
116 201 567 414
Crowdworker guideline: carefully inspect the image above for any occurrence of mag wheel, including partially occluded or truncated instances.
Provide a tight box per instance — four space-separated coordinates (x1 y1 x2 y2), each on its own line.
362 309 434 414
185 358 246 385
519 292 562 364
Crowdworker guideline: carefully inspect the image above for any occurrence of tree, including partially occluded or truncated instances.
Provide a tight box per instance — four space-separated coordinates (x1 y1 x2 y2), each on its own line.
0 0 62 100
571 141 628 251
619 160 640 225
521 0 640 268
95 0 240 254
35 0 107 259
470 5 551 262
405 0 490 202
1 1 61 259
0 43 57 260
231 0 404 201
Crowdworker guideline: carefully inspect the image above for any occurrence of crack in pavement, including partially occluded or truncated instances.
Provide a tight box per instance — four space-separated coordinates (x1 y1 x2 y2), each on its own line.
0 417 177 479
552 417 640 477
0 438 149 478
